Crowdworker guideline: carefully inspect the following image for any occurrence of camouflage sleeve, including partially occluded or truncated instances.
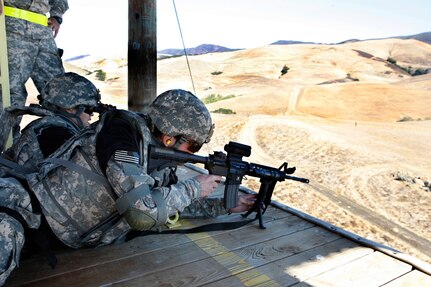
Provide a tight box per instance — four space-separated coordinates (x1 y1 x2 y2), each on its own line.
105 158 202 219
48 0 68 17
180 197 228 218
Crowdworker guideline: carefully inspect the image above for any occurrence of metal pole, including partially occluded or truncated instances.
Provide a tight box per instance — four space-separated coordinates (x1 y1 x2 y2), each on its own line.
128 0 157 113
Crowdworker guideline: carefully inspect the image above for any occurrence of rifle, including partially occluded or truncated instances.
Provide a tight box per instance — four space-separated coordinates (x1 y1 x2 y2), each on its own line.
93 103 116 114
148 141 309 229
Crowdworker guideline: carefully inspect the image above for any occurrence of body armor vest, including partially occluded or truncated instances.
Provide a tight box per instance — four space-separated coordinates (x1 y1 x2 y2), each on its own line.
26 110 157 248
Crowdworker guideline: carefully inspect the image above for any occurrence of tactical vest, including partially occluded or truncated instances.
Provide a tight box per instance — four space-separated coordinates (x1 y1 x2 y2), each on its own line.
26 110 156 248
0 105 52 152
9 113 80 172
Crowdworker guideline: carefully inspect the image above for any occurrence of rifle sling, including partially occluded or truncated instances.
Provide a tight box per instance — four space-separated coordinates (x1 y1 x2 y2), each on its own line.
125 217 257 241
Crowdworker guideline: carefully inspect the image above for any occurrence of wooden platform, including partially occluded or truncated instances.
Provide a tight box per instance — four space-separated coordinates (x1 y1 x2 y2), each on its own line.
7 166 431 287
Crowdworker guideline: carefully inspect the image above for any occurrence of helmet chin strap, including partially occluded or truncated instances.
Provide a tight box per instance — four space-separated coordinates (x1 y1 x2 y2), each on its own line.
52 106 85 129
71 106 86 129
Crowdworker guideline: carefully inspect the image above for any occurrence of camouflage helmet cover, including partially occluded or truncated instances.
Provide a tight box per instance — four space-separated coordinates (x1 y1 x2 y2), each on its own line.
149 89 214 145
40 72 101 109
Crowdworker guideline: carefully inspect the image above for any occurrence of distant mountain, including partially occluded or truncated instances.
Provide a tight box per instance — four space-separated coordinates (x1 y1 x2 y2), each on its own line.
271 40 316 45
393 31 431 45
272 31 431 47
336 39 361 44
158 44 241 56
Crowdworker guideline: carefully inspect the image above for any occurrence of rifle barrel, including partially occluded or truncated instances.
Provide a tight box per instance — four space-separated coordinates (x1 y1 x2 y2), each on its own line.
150 146 209 165
284 175 310 183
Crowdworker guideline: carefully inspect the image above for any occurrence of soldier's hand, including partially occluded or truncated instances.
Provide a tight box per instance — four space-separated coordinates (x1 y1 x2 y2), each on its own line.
48 17 61 37
195 174 222 197
228 194 257 213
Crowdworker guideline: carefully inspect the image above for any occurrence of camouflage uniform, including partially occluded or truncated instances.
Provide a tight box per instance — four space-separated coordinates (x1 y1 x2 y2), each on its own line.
27 105 225 248
0 73 99 284
0 176 40 286
0 213 25 286
1 0 69 140
0 90 227 283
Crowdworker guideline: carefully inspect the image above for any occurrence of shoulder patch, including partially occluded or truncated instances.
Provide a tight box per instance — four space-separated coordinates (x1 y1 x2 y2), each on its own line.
114 150 140 165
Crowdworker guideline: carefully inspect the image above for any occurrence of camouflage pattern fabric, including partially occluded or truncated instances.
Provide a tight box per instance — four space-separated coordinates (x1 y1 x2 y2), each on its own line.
7 114 80 171
26 123 117 248
180 197 227 218
27 109 227 248
5 32 64 108
0 104 226 283
2 0 69 108
4 0 68 39
0 177 40 229
40 72 101 110
0 213 25 286
0 104 54 152
0 176 41 286
1 0 68 139
148 89 214 145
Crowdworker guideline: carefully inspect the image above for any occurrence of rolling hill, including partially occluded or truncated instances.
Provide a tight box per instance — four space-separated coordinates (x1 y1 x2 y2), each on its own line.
23 36 431 264
155 38 431 122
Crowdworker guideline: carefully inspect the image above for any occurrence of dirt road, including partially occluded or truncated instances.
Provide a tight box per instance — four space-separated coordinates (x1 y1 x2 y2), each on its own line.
209 113 431 264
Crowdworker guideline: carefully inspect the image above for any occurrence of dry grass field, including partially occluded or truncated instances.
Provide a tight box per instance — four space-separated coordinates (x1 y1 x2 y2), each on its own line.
23 38 431 265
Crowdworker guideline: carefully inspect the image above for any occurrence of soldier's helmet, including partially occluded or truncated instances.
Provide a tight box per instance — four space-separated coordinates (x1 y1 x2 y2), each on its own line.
40 72 101 110
148 89 214 146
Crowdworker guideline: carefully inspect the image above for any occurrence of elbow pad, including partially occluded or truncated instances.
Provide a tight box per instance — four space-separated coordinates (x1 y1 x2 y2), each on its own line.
118 187 168 231
111 159 169 231
115 174 168 231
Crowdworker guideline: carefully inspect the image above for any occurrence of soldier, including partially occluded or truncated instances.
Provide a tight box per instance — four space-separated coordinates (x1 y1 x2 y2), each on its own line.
0 89 256 285
0 0 69 140
3 72 101 172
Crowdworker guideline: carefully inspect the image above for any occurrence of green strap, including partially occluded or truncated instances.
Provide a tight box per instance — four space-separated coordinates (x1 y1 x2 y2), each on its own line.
125 217 257 240
151 189 168 226
115 184 151 214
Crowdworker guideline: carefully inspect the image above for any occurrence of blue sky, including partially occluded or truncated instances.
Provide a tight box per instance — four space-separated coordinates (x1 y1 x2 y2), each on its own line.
56 0 430 60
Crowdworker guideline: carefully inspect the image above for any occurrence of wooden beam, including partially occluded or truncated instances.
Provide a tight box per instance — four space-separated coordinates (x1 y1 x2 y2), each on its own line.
128 0 156 112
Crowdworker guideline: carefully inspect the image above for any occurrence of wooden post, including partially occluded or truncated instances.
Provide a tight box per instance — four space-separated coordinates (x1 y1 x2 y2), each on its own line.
128 0 157 113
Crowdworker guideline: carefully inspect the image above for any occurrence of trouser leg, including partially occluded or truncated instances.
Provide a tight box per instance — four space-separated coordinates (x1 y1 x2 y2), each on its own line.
30 36 64 93
6 33 38 142
0 213 25 286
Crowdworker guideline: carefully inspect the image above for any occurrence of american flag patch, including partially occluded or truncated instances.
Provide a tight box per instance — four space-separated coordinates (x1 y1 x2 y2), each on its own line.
114 150 140 164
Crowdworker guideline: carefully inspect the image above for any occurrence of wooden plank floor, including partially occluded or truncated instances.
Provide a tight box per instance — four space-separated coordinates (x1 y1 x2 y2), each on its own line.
6 166 431 287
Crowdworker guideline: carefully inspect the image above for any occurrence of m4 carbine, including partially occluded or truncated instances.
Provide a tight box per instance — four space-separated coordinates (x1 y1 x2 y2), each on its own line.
148 141 309 228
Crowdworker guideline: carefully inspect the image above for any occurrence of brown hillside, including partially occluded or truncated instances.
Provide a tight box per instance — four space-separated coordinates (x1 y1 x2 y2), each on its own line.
298 82 431 121
156 39 431 122
344 39 431 69
22 38 431 264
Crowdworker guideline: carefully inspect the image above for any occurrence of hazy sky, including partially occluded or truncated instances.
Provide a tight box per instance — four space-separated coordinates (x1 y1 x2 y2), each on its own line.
56 0 430 60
